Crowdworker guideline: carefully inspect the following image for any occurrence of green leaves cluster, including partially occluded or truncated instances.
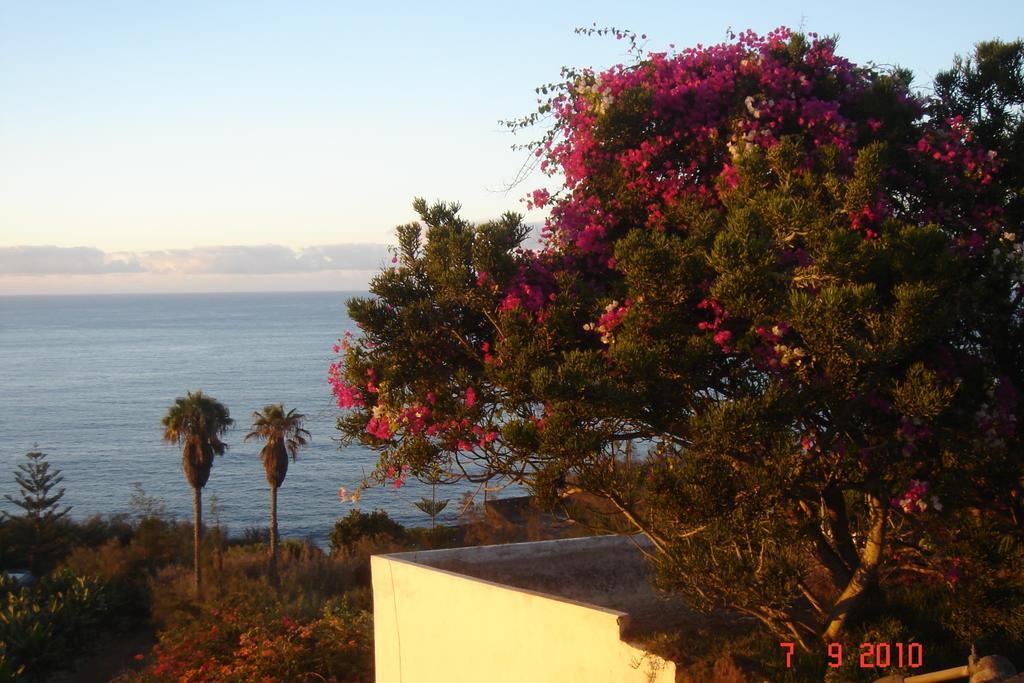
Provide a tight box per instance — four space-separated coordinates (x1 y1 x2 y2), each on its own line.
0 570 117 682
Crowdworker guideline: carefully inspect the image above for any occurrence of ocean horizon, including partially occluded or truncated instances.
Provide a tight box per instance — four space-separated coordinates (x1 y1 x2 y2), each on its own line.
0 290 496 547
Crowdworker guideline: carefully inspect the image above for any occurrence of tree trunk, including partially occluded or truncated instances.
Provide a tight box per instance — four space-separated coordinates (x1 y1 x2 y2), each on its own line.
28 518 40 575
193 485 203 599
823 486 860 571
824 495 887 640
269 485 279 580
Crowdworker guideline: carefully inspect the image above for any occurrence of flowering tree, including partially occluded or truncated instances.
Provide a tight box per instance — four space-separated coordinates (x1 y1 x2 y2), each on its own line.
332 30 1024 648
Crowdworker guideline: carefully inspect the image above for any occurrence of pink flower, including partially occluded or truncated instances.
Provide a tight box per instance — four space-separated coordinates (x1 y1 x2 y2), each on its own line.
465 386 477 408
697 298 728 331
328 364 365 409
366 416 394 440
403 405 431 434
892 479 933 514
529 188 551 209
585 300 631 343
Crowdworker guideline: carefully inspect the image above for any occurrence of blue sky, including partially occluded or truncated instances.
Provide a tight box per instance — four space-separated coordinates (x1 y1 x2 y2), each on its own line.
2 1 1022 293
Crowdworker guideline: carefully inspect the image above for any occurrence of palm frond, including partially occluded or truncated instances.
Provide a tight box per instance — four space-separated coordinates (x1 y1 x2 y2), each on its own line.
162 390 233 487
246 403 310 487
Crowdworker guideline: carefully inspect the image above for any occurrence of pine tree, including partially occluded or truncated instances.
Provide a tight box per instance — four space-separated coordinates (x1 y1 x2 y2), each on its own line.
3 450 71 573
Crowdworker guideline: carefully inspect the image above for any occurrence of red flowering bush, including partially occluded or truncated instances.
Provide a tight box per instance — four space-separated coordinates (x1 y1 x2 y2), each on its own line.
126 597 372 682
333 29 1023 655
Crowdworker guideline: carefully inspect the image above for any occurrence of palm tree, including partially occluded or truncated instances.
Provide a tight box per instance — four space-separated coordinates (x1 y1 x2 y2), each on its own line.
161 390 233 597
244 404 310 576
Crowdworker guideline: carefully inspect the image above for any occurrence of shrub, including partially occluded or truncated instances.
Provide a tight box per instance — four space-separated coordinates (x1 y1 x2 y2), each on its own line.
123 543 374 682
329 510 406 556
124 597 373 682
0 569 120 682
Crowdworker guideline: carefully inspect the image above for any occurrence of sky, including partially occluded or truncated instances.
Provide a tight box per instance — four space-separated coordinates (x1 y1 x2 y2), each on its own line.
2 1 1022 294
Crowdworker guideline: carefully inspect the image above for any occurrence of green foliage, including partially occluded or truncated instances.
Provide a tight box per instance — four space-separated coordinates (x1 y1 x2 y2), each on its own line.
413 497 449 519
2 450 71 574
0 569 119 682
329 509 407 556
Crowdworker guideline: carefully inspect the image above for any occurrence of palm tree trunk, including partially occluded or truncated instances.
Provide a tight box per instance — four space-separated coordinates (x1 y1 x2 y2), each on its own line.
193 485 203 598
270 485 279 579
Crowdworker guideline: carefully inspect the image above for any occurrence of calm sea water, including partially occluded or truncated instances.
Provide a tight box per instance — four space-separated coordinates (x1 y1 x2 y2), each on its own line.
0 291 490 547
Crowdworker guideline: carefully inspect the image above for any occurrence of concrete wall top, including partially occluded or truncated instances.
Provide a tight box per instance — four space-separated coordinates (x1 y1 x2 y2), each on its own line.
384 533 652 567
380 534 694 636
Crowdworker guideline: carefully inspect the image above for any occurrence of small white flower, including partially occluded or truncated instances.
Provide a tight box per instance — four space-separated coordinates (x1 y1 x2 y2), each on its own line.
744 95 761 118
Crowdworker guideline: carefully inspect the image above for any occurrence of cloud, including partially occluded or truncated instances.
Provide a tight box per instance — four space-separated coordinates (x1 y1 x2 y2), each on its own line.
301 244 396 270
0 246 143 275
1 243 391 276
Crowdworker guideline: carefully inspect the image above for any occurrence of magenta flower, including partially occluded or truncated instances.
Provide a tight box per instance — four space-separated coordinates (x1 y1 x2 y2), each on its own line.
366 416 393 440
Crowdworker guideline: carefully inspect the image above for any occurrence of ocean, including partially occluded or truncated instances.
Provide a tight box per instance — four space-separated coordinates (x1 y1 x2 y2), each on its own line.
0 291 493 547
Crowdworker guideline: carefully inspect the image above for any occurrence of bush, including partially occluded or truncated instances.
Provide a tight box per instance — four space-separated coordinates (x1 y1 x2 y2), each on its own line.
122 543 375 682
123 596 373 682
63 515 194 617
236 526 270 546
0 569 121 682
329 509 406 556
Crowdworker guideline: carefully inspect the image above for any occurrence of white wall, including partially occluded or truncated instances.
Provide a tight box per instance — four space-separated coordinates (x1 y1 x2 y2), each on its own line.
372 538 676 683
